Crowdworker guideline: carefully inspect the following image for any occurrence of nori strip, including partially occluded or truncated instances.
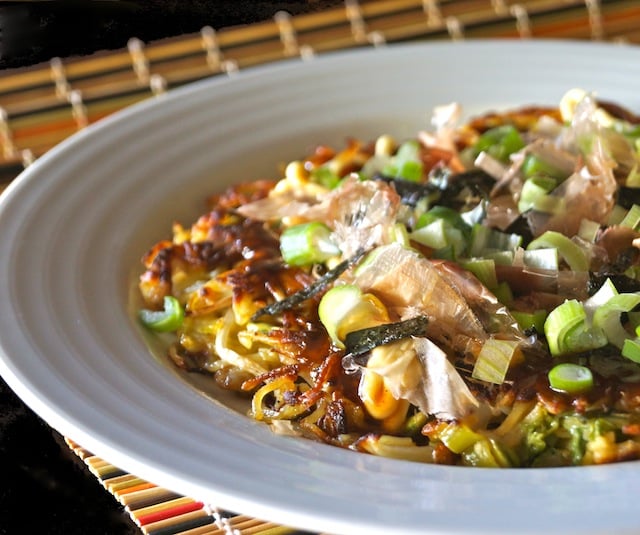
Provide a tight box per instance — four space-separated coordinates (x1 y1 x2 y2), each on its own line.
374 169 494 208
250 248 366 321
344 315 430 364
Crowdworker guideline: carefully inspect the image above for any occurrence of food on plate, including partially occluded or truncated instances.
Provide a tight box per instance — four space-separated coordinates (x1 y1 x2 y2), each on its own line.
137 88 640 467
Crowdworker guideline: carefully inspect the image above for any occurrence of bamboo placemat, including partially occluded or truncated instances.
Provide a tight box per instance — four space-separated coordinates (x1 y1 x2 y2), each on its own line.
2 0 640 533
1 0 639 186
65 437 320 535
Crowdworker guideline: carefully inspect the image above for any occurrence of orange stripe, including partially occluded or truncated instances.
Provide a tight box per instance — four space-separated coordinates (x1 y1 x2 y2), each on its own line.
115 481 157 496
10 117 76 141
137 500 204 526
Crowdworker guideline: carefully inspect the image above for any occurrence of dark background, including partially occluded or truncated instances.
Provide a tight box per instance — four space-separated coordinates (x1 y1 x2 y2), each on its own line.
0 2 341 534
0 1 343 70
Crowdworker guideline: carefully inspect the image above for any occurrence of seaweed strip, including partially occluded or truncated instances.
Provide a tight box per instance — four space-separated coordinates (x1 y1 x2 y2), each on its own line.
344 315 430 364
251 248 366 321
375 169 494 207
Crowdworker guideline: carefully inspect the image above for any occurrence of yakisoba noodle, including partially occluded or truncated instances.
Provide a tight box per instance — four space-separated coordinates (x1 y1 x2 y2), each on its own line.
138 89 640 467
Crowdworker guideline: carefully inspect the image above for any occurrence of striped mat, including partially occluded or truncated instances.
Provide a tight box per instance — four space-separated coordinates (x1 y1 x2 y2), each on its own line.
65 438 325 535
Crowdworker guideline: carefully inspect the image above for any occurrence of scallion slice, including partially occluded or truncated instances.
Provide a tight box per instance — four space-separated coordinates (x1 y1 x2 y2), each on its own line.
548 363 594 394
410 209 468 257
527 194 565 215
608 204 629 226
522 248 559 271
522 153 568 181
518 176 557 213
577 219 601 243
139 295 184 332
620 204 640 231
592 293 640 349
511 309 547 333
584 278 619 314
472 125 525 163
527 230 589 272
462 258 498 291
472 338 521 384
544 299 607 357
468 224 521 258
280 221 340 266
383 140 424 182
439 421 484 454
626 165 640 188
622 338 640 364
409 218 448 250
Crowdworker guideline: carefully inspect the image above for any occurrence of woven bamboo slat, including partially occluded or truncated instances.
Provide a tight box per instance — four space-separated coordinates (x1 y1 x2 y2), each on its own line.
1 0 638 185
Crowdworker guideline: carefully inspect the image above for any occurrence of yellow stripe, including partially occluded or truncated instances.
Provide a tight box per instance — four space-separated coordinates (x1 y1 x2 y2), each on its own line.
121 485 179 509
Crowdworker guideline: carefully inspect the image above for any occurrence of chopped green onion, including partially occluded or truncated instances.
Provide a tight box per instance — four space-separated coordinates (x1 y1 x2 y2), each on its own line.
548 363 594 394
577 219 601 243
439 421 484 454
622 338 640 363
383 140 423 182
462 258 498 290
461 438 515 468
518 176 557 213
527 230 589 272
391 222 411 247
416 205 470 233
592 293 640 349
625 165 640 188
310 166 342 189
511 309 547 333
522 153 568 181
629 312 640 334
280 222 340 266
620 204 640 231
583 277 618 321
460 199 488 227
403 411 428 436
432 244 457 261
544 299 607 357
607 204 629 226
493 281 514 306
522 248 559 270
410 218 466 257
472 338 521 384
527 194 566 215
410 219 448 250
472 125 525 163
468 224 522 257
584 278 619 311
397 160 423 182
484 250 515 265
139 295 184 332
